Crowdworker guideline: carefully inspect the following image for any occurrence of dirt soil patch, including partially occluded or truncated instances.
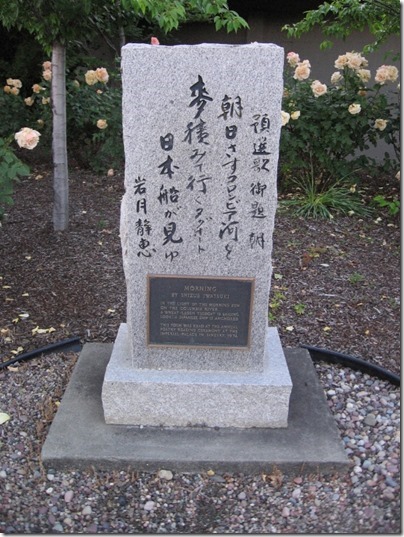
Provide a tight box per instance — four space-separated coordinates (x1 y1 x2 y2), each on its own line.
0 165 400 375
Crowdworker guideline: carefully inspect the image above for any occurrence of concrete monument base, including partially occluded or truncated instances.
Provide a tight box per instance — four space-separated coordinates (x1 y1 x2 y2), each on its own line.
41 343 349 474
101 324 292 428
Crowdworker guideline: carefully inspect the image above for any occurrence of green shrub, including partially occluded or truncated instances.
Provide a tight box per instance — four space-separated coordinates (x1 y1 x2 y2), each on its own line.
66 65 123 171
0 136 31 220
280 51 400 217
0 61 123 173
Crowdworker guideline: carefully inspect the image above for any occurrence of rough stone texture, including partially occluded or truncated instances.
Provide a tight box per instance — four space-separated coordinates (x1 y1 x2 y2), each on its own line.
42 344 349 474
102 324 292 428
121 43 284 372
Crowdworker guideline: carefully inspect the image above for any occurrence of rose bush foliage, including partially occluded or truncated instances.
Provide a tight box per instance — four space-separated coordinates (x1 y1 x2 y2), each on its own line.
1 61 123 171
0 49 400 219
0 128 39 220
280 50 400 202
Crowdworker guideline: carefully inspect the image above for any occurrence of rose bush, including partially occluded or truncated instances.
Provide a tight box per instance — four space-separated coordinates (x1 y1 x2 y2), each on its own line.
66 64 122 171
0 129 40 221
280 50 400 217
0 60 123 172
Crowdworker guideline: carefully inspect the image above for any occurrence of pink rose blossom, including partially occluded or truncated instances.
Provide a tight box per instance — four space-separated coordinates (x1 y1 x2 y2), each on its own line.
286 52 300 67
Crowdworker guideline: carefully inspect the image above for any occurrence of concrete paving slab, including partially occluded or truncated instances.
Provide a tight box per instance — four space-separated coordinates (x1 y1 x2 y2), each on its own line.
41 344 349 475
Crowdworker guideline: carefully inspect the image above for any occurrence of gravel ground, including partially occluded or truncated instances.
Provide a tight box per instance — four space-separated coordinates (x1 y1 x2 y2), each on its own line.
0 352 400 534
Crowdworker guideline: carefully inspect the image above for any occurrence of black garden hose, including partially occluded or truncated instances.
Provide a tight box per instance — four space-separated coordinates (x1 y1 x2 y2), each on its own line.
0 337 399 387
300 344 400 386
0 337 82 370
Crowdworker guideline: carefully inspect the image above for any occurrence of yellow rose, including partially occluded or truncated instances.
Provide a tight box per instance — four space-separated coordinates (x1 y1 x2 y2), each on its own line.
348 103 361 115
24 96 35 106
281 111 290 126
85 70 98 85
42 69 52 81
32 84 43 93
290 111 301 120
387 66 399 81
95 67 109 84
3 85 11 94
97 119 108 129
7 78 22 88
10 87 19 95
357 69 371 83
374 119 388 131
42 61 52 71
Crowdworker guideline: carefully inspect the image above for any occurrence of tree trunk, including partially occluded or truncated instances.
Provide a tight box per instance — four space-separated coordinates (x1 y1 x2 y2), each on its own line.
51 42 69 231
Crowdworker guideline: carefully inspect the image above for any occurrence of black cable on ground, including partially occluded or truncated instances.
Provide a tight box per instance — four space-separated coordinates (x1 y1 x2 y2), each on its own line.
1 337 399 388
300 344 400 386
0 337 82 370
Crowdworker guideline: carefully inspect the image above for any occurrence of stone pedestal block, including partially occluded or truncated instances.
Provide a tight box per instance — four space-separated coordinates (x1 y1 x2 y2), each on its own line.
102 324 292 428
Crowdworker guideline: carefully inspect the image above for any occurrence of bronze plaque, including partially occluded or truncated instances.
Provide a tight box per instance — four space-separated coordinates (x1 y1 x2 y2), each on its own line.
147 275 254 348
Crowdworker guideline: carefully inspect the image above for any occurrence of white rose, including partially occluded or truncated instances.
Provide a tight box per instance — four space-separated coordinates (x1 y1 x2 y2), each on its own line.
348 103 361 115
311 80 327 98
374 119 388 131
14 127 41 150
281 111 290 126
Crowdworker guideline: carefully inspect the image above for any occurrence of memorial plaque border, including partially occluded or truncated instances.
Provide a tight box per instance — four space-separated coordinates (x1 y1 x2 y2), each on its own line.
146 274 255 350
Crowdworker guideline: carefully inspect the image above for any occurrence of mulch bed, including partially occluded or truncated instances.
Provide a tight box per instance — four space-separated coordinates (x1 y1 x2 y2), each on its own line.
0 163 400 375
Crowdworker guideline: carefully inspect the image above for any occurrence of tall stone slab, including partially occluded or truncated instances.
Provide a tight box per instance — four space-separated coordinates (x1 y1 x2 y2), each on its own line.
102 43 292 428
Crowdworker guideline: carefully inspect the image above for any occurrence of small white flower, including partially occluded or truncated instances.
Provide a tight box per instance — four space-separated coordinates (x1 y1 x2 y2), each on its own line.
348 103 361 115
374 119 387 131
281 111 290 126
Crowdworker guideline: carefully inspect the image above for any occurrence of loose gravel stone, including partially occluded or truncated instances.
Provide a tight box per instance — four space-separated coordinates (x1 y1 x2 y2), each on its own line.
81 505 92 516
158 470 173 481
144 501 156 512
282 506 290 518
292 487 302 499
364 413 378 427
64 490 74 503
0 355 399 534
